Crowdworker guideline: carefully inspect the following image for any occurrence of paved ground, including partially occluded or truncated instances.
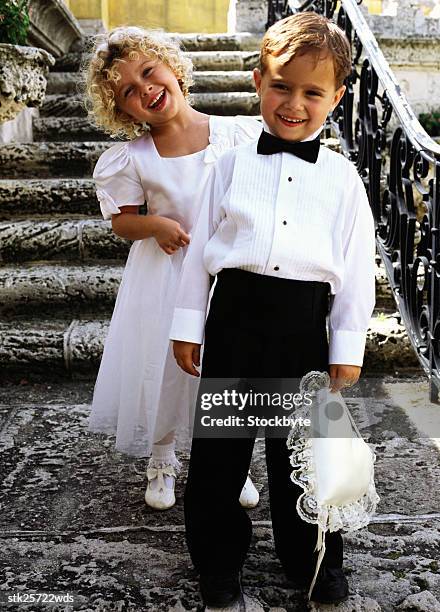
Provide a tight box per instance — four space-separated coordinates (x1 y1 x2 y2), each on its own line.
0 377 439 611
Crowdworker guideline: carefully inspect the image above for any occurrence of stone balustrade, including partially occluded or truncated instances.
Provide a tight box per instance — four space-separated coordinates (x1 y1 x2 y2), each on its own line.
0 45 54 125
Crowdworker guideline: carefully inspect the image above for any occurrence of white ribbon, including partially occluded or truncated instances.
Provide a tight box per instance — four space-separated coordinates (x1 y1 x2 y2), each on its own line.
146 465 176 492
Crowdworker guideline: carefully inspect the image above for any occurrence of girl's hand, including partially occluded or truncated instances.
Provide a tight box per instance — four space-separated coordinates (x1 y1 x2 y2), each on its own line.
329 364 361 393
152 217 190 255
173 341 201 377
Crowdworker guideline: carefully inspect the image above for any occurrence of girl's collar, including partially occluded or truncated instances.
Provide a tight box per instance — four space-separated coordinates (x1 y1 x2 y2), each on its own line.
147 115 214 161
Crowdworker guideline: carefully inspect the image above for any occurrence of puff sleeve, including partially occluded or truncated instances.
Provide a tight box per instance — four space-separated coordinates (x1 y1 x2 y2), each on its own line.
93 142 146 220
233 116 262 146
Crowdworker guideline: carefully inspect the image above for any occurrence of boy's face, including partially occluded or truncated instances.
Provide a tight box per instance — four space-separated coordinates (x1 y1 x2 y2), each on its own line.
113 53 185 128
253 51 346 141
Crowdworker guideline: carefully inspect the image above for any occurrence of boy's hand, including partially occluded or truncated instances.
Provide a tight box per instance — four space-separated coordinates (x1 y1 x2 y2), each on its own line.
329 364 361 393
152 217 190 255
173 341 201 377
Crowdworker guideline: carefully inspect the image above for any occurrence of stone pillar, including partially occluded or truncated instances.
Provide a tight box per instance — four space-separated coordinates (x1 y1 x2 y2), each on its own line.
235 0 267 33
27 0 83 57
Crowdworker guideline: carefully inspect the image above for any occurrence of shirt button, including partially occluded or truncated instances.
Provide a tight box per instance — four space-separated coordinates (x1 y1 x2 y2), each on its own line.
288 176 293 182
283 220 287 225
274 266 279 271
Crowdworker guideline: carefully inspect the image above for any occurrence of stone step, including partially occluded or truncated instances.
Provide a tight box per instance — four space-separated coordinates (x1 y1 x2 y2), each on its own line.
0 179 97 218
5 214 305 264
34 106 260 142
375 259 395 311
33 117 110 142
46 70 256 95
46 72 80 95
0 312 421 377
0 258 394 322
40 92 260 118
0 262 122 317
72 32 261 54
1 137 340 181
53 50 260 73
0 142 109 179
194 71 255 93
177 33 261 52
0 375 438 612
0 218 126 263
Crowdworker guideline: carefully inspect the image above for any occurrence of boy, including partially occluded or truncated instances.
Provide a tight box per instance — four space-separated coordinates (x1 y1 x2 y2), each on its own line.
170 12 376 608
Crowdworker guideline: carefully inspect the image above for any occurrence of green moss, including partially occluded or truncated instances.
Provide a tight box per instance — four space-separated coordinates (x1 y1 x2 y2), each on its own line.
387 551 402 559
0 0 30 45
393 569 407 579
415 576 430 590
419 111 440 138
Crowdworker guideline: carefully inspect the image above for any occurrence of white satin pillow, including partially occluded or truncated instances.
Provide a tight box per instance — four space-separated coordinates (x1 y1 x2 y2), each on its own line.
311 387 375 505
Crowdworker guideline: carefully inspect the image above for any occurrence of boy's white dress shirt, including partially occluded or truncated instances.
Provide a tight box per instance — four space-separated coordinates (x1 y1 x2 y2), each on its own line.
169 131 376 366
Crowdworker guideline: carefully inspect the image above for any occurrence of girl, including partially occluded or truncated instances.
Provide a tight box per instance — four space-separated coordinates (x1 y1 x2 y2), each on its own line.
84 26 261 510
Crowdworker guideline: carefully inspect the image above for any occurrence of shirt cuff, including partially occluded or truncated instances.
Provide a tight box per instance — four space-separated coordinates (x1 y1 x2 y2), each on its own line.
169 308 205 344
329 329 367 366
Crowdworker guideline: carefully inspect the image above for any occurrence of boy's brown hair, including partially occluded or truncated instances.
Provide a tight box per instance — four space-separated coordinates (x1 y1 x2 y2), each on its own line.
260 12 351 88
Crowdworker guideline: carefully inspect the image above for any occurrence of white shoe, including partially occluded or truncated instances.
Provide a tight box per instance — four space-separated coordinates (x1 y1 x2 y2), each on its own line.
144 464 176 510
239 474 259 508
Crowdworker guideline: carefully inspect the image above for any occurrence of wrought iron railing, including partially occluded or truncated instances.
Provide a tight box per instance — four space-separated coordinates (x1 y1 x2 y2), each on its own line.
267 0 440 400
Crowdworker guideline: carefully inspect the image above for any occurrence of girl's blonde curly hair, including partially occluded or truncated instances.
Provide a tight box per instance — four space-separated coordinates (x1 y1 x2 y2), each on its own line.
83 26 194 140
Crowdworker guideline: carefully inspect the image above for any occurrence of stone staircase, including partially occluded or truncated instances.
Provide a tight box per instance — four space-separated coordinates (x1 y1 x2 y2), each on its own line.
0 33 420 380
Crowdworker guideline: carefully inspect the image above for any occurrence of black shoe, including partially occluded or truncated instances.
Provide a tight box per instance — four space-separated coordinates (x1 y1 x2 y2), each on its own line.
199 572 242 608
310 567 349 604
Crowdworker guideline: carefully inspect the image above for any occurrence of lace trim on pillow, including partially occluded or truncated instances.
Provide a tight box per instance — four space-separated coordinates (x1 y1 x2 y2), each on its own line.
287 434 380 533
287 433 379 598
287 370 380 598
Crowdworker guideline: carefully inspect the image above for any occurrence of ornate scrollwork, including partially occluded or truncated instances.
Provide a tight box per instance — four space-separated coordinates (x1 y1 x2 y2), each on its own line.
267 0 440 399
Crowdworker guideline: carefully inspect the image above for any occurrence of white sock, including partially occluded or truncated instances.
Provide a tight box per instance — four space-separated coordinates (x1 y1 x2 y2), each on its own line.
148 441 180 491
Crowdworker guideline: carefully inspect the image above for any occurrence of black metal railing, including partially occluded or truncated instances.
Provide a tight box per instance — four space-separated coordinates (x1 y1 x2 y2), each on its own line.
267 0 440 400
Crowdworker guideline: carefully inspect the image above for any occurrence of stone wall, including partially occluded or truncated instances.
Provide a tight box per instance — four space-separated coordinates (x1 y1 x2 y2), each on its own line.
64 0 101 19
234 0 440 31
375 37 440 114
66 0 231 34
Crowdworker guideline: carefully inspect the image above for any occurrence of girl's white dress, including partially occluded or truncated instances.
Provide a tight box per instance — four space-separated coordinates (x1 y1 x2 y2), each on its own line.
88 115 261 457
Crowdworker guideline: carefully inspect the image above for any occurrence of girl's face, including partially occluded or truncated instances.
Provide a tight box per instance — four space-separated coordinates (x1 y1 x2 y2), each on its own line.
113 53 185 128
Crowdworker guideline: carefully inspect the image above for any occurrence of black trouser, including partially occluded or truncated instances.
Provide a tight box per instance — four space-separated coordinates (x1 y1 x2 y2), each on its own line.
184 269 343 578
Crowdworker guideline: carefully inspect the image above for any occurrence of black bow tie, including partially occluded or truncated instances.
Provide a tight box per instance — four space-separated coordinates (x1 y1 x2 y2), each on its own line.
257 130 320 163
